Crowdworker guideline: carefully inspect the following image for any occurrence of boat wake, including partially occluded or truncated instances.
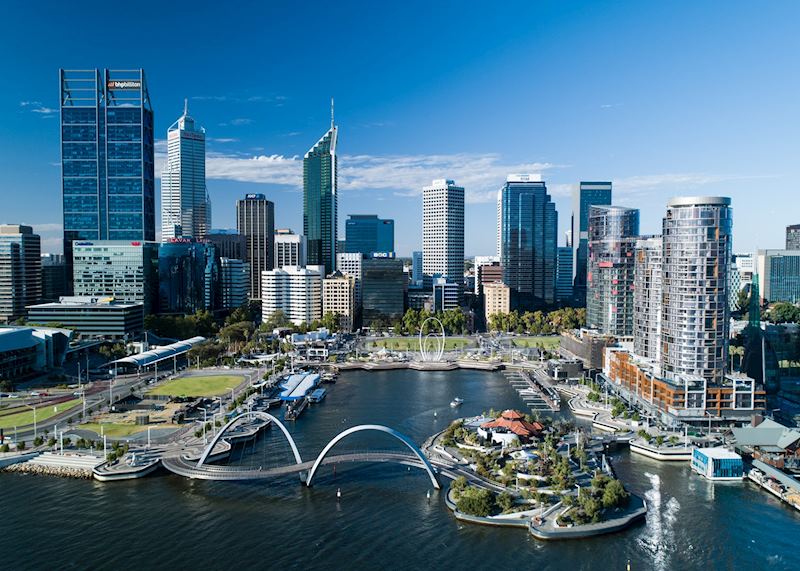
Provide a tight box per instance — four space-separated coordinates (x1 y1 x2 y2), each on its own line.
637 472 682 571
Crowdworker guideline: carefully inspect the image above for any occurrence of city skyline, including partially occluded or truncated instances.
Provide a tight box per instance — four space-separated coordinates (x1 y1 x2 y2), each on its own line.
2 2 798 256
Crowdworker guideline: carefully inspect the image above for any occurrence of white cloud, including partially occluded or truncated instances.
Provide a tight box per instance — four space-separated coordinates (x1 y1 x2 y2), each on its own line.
20 100 58 116
612 173 775 195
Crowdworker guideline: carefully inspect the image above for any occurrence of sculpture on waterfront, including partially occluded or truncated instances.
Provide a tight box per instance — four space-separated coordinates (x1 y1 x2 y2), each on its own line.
418 317 446 362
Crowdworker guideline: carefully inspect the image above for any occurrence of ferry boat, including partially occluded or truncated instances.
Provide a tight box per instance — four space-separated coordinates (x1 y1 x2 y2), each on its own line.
284 397 309 421
450 397 464 408
308 388 327 403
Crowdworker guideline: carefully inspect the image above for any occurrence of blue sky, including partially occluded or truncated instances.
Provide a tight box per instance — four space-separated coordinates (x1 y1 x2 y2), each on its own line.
1 1 798 256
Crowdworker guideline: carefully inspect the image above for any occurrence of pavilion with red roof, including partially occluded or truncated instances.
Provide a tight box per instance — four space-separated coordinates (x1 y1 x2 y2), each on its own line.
478 410 544 445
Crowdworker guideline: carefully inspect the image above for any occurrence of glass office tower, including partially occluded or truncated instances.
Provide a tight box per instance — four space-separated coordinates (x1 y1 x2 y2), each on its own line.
571 182 612 305
60 69 155 290
158 240 220 314
499 175 557 309
304 111 338 275
345 215 394 255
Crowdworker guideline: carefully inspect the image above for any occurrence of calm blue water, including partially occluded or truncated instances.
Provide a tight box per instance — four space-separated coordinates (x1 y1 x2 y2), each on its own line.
2 369 799 570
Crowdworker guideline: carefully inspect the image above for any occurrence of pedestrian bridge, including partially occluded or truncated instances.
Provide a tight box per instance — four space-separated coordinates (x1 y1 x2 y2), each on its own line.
162 412 445 489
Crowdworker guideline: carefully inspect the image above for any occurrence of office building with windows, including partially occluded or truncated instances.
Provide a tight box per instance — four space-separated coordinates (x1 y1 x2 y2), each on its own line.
555 246 574 303
323 271 355 332
27 296 143 339
757 249 800 304
474 255 501 295
0 225 42 323
304 110 338 275
586 206 639 336
361 254 404 326
60 69 155 285
158 240 220 314
261 266 322 326
345 215 394 255
433 278 461 312
422 179 464 283
498 174 557 310
219 257 249 310
41 254 67 303
72 240 158 314
161 101 211 240
786 225 800 250
206 229 246 261
336 252 363 306
411 251 423 286
571 181 612 304
236 194 275 300
275 228 307 269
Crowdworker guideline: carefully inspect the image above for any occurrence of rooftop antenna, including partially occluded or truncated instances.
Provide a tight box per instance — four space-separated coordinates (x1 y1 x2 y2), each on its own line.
184 97 188 116
331 96 335 129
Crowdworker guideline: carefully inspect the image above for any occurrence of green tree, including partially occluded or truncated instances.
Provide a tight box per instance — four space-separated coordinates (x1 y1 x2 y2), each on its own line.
601 479 629 509
496 491 514 513
765 302 800 324
455 486 495 517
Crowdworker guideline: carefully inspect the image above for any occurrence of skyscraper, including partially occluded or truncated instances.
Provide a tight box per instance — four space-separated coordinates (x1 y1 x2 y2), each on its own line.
0 225 42 323
361 254 405 326
756 249 800 304
261 266 322 326
571 182 612 305
661 197 732 383
345 215 394 255
555 246 574 303
206 229 246 261
337 253 363 306
236 194 275 300
158 240 220 314
60 69 155 287
40 253 67 303
586 205 639 336
633 236 662 362
411 251 423 286
422 179 464 283
220 257 249 310
161 100 211 240
304 103 338 275
786 224 800 250
499 174 557 309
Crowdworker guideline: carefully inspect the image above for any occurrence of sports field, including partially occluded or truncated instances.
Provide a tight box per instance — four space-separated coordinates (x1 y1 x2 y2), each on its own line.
146 375 244 397
370 337 473 351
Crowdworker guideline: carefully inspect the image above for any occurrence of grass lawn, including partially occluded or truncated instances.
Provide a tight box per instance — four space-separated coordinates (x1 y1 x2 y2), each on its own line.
0 398 83 430
146 375 244 397
512 336 561 350
77 422 180 438
371 337 473 351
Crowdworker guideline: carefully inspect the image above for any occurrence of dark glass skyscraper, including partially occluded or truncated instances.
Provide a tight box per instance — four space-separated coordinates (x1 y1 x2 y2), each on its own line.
571 181 612 305
236 194 275 300
499 175 557 309
345 215 394 255
158 240 220 315
60 69 155 289
303 110 338 275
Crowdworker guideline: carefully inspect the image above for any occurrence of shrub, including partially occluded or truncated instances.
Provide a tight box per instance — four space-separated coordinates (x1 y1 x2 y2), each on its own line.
455 486 495 517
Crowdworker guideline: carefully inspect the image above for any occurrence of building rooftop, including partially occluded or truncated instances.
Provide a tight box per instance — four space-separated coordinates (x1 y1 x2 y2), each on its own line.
695 447 741 460
481 410 544 438
27 296 143 310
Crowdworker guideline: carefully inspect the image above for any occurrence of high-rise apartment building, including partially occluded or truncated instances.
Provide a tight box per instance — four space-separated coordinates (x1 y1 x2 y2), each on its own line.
304 108 338 275
786 224 800 250
474 256 501 295
220 257 249 310
571 182 612 304
161 101 211 240
0 225 42 323
633 236 662 362
158 240 220 314
586 206 639 336
757 249 800 304
484 281 511 325
72 240 159 314
60 69 155 286
322 271 355 332
337 253 363 307
236 194 275 300
499 174 557 309
661 197 732 383
345 215 394 256
555 247 574 303
422 179 464 283
730 252 755 310
275 229 307 269
261 266 322 326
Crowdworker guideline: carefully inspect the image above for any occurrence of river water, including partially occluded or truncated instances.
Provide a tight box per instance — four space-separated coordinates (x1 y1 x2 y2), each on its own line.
2 369 799 570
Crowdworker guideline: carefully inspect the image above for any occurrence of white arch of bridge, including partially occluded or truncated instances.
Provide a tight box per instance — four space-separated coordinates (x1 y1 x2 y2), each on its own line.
305 424 440 489
196 411 303 467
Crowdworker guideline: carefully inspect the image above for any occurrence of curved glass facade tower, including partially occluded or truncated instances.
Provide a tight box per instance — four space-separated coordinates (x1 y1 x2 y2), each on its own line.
303 115 338 276
633 235 663 362
661 196 732 383
586 205 639 336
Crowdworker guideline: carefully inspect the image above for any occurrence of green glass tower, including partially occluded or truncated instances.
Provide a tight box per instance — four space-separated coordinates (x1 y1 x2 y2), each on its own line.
303 101 338 275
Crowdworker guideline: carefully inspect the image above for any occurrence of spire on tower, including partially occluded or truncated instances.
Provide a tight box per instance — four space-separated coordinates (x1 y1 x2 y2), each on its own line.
184 98 188 116
331 96 335 129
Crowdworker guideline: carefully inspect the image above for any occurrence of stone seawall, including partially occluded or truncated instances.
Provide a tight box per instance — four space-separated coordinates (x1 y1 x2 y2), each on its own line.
3 462 93 479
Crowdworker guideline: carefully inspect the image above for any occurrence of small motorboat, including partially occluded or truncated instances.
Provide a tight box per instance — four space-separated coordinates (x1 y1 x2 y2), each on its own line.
450 397 464 408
